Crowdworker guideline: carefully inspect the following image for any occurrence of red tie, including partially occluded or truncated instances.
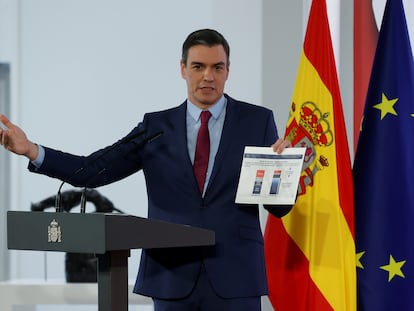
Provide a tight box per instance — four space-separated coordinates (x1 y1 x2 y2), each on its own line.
194 110 212 193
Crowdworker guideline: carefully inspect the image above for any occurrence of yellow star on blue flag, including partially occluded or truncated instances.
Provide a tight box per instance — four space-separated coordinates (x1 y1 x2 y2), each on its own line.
380 255 406 282
373 93 398 119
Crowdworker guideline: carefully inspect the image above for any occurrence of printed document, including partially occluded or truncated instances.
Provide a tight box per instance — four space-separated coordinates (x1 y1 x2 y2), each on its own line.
235 146 305 205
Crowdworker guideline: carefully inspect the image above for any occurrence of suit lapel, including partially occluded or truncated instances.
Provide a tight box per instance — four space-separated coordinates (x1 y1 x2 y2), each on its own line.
206 97 239 192
172 102 201 191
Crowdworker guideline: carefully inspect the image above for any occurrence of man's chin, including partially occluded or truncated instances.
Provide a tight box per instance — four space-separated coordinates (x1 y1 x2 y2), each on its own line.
196 94 220 105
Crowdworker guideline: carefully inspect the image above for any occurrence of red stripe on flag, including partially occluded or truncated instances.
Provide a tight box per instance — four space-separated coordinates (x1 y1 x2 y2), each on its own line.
265 215 333 310
353 0 378 151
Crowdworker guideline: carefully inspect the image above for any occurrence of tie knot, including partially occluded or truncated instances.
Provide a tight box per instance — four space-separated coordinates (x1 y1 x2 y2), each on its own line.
200 110 212 124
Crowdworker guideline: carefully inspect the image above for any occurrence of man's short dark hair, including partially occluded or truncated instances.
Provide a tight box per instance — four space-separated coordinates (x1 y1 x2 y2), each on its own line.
181 29 230 67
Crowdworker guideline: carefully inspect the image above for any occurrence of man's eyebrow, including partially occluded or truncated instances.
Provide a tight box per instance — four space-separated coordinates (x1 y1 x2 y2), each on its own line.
214 61 226 66
190 61 226 66
190 61 203 66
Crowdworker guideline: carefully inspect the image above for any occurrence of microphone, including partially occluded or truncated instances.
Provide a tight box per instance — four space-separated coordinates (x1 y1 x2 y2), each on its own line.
32 189 124 213
53 129 159 212
77 130 163 213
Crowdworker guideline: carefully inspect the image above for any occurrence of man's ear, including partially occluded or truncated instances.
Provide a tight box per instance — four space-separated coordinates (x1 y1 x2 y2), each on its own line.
180 60 186 79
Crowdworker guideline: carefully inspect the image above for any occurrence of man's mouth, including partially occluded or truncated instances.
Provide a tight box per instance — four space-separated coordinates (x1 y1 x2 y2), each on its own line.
199 86 215 91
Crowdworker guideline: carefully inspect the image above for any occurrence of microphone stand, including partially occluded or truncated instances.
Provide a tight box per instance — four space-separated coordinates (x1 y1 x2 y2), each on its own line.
55 181 65 212
80 188 88 213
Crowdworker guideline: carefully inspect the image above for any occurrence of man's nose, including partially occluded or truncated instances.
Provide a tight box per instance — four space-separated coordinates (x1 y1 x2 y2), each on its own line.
203 68 214 81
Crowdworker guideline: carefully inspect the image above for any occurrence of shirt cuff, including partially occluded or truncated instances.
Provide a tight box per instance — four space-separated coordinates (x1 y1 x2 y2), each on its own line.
31 144 45 168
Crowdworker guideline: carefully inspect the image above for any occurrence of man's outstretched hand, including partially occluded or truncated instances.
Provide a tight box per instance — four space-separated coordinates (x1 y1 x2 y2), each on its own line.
0 114 38 160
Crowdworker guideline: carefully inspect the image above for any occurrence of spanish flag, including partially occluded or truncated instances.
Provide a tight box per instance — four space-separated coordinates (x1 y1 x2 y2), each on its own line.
264 0 356 310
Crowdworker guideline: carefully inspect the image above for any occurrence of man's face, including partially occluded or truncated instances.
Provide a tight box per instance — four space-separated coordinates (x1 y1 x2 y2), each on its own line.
181 44 229 109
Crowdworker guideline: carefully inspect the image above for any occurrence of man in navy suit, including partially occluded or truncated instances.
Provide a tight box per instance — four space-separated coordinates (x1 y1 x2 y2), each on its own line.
1 29 292 310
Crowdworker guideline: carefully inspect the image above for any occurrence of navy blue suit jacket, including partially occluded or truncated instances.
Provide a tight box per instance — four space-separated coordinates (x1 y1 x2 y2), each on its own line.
29 95 292 299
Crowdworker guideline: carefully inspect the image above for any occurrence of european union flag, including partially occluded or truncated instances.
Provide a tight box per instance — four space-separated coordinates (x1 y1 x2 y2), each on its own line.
353 0 414 310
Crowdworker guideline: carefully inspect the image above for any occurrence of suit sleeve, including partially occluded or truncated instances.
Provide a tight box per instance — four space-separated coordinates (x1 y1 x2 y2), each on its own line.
27 125 146 187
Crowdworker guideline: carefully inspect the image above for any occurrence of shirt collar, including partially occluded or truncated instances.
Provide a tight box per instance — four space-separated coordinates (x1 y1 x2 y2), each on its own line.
187 95 226 121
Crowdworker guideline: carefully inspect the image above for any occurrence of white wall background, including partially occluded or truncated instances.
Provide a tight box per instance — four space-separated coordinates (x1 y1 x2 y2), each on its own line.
1 0 414 310
1 0 265 282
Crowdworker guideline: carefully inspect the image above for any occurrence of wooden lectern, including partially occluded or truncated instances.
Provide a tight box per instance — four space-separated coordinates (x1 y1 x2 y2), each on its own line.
7 211 215 311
